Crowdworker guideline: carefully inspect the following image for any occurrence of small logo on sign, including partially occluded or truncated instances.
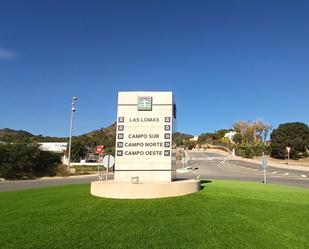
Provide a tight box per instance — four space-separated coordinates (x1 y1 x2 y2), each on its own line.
138 96 152 111
164 125 170 131
165 117 171 123
164 133 170 139
164 142 170 148
164 150 170 156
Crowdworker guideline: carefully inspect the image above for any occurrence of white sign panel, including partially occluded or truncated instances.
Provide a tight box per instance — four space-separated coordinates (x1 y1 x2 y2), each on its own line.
115 92 176 182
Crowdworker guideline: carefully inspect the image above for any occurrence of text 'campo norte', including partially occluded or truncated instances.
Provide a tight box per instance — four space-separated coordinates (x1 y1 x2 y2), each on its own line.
124 142 163 147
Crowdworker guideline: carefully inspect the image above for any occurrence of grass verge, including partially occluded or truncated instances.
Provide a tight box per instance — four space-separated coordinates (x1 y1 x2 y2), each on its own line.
0 180 308 249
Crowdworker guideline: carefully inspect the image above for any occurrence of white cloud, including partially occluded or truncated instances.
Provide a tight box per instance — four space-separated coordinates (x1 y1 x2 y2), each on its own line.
0 47 17 60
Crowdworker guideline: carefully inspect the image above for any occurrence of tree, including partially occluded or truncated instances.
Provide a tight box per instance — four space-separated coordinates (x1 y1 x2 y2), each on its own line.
197 133 215 144
233 133 242 144
233 121 249 136
254 121 272 141
215 129 230 140
197 129 231 146
232 120 271 158
270 122 309 159
173 132 193 147
233 120 271 145
69 140 88 162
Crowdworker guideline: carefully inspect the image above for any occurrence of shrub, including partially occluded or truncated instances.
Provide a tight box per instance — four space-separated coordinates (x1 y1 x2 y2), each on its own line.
0 140 61 180
235 143 270 159
236 146 254 159
232 133 242 144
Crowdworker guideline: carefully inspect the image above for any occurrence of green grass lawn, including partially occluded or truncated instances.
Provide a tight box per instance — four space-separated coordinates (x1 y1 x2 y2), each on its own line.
0 180 308 249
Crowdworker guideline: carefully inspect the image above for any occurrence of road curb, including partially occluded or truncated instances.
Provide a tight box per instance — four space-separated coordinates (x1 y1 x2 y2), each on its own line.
227 156 309 172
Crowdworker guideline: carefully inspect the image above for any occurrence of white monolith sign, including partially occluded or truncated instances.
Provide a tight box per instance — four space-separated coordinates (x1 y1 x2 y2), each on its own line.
114 91 176 182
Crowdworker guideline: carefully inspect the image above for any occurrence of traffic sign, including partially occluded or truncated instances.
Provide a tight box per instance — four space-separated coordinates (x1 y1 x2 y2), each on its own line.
103 155 115 168
96 145 104 154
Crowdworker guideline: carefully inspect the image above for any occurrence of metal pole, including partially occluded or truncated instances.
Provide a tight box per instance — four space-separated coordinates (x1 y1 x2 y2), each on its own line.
262 152 267 184
67 97 77 175
286 147 291 165
97 154 100 178
106 155 110 181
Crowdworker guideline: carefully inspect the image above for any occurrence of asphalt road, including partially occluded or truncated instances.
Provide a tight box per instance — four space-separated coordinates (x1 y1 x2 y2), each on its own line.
1 151 308 192
182 151 309 188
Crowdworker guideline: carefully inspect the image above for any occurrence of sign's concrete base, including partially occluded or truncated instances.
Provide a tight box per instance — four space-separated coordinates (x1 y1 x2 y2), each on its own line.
90 179 201 199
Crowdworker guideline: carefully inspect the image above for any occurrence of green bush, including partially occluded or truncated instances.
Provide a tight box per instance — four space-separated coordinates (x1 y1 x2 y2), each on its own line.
236 146 254 159
270 122 309 159
244 146 254 158
253 143 270 156
235 143 270 159
0 140 61 180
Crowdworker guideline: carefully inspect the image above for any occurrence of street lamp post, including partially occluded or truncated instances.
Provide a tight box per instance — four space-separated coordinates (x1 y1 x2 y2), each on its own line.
67 96 77 175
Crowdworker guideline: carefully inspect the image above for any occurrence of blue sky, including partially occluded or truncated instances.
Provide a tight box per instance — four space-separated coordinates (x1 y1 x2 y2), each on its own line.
1 0 309 137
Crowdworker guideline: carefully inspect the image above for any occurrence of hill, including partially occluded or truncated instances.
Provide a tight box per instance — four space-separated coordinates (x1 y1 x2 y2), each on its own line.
0 123 192 152
173 132 194 148
0 124 117 153
76 123 116 153
0 128 66 143
0 128 34 142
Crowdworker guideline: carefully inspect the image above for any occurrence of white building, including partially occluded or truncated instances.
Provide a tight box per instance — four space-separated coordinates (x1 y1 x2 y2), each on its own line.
39 142 68 163
224 131 237 142
189 136 199 142
38 142 68 153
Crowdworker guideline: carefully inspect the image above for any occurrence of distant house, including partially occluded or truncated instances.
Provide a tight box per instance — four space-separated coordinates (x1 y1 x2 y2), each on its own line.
224 131 237 142
189 136 199 142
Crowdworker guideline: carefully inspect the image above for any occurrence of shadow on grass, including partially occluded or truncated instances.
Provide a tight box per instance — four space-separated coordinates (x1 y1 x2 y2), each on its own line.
200 179 212 190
